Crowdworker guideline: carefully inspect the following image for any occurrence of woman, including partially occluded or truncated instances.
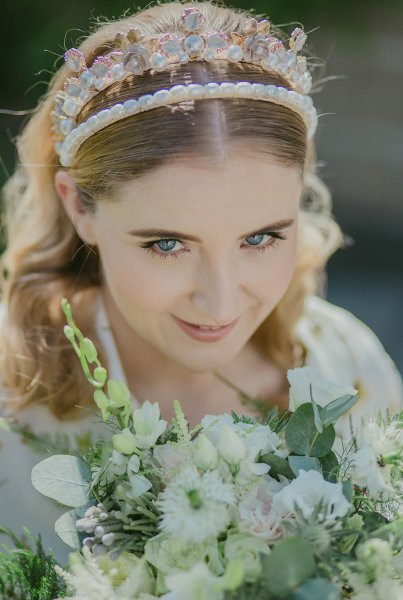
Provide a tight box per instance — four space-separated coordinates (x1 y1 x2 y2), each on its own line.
0 1 402 564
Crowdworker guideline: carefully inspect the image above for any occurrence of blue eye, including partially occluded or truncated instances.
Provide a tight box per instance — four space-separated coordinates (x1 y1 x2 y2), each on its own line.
155 239 178 252
245 233 266 246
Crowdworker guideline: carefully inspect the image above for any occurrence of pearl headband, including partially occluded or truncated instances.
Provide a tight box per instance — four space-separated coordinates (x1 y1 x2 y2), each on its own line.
51 6 318 167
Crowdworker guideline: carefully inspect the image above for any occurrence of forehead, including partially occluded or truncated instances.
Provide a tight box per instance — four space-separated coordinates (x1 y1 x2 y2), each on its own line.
100 153 302 226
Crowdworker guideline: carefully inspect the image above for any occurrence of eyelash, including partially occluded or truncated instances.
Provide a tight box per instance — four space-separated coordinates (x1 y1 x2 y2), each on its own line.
140 231 288 260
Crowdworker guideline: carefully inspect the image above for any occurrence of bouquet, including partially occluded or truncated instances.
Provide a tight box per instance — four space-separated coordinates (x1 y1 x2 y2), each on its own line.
3 298 403 600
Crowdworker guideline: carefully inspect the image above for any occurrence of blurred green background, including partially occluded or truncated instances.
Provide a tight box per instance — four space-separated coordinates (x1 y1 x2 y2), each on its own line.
1 0 403 372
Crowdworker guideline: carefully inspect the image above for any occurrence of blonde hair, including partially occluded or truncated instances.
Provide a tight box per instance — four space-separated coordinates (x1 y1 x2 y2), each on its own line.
0 1 344 419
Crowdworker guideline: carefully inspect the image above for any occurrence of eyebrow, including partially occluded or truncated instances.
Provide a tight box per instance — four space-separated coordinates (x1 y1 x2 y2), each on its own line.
127 219 295 242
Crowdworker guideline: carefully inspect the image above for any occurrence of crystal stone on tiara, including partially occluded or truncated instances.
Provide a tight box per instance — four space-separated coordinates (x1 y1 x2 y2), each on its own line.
51 6 318 167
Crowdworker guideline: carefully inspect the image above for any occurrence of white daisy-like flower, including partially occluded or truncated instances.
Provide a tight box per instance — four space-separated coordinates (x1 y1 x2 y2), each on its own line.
156 464 236 543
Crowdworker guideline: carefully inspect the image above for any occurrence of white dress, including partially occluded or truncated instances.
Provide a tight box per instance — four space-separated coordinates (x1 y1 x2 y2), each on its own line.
0 289 402 565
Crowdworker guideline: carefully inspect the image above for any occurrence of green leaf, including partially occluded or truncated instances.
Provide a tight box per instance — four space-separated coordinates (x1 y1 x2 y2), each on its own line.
55 509 83 549
319 451 339 483
260 537 316 597
285 404 335 457
291 578 341 600
288 455 321 477
342 480 352 503
358 511 389 531
309 383 323 433
31 455 91 507
260 453 295 481
320 393 359 427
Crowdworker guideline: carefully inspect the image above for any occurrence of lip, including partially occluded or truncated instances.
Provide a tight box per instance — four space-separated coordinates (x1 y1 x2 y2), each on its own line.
172 315 239 342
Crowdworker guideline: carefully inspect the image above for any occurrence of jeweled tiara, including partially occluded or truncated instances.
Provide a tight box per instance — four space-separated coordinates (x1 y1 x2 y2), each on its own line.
51 6 318 167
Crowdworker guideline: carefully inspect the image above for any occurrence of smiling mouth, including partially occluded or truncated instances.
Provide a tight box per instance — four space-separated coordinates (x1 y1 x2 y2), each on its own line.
172 315 239 342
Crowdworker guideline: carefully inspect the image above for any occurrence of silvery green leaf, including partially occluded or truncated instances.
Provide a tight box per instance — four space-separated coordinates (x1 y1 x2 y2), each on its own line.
260 453 295 480
309 382 323 433
288 455 322 476
261 537 315 596
285 404 335 457
55 509 83 549
291 577 341 600
31 455 91 507
320 393 359 427
342 480 352 502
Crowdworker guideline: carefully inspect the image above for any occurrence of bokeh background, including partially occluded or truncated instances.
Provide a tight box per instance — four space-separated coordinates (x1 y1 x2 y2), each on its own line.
1 0 402 373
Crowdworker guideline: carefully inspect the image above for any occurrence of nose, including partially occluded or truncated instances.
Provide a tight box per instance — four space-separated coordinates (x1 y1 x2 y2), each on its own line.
190 255 241 326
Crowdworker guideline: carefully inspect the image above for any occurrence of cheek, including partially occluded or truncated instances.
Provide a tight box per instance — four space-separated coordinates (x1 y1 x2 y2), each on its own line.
99 243 186 311
247 238 298 302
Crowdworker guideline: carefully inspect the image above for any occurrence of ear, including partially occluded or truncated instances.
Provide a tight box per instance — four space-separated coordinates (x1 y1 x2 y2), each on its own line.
54 170 98 246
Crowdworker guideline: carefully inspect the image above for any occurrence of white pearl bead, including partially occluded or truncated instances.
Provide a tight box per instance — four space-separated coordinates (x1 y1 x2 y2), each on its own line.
187 84 204 98
123 99 138 113
264 85 278 97
204 82 220 96
110 104 124 117
153 89 170 104
137 95 155 109
62 98 81 117
251 83 266 96
220 82 236 96
236 82 253 95
168 85 187 100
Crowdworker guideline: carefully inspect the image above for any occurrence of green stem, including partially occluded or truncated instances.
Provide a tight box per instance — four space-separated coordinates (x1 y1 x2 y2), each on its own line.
307 431 319 456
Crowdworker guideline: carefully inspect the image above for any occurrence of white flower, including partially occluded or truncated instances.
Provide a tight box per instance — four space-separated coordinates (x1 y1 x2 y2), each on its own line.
153 444 188 472
272 469 350 522
132 400 168 449
233 478 284 541
218 425 246 464
201 414 280 461
288 367 358 410
55 547 155 599
350 419 400 499
144 533 224 577
156 464 236 543
161 562 224 600
192 434 219 470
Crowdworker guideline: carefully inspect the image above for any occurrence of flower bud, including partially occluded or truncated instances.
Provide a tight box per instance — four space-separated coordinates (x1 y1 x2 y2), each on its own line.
112 428 138 455
218 425 246 464
193 434 218 470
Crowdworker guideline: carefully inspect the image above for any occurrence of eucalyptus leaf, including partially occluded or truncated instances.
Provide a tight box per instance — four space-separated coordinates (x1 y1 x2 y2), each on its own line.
260 453 295 480
291 577 341 600
55 509 83 549
285 404 335 457
320 393 359 427
31 455 91 507
288 455 321 477
309 383 323 433
319 451 339 482
342 480 352 503
260 537 315 597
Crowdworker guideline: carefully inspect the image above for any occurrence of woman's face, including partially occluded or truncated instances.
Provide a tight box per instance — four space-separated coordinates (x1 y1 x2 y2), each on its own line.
57 153 302 373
